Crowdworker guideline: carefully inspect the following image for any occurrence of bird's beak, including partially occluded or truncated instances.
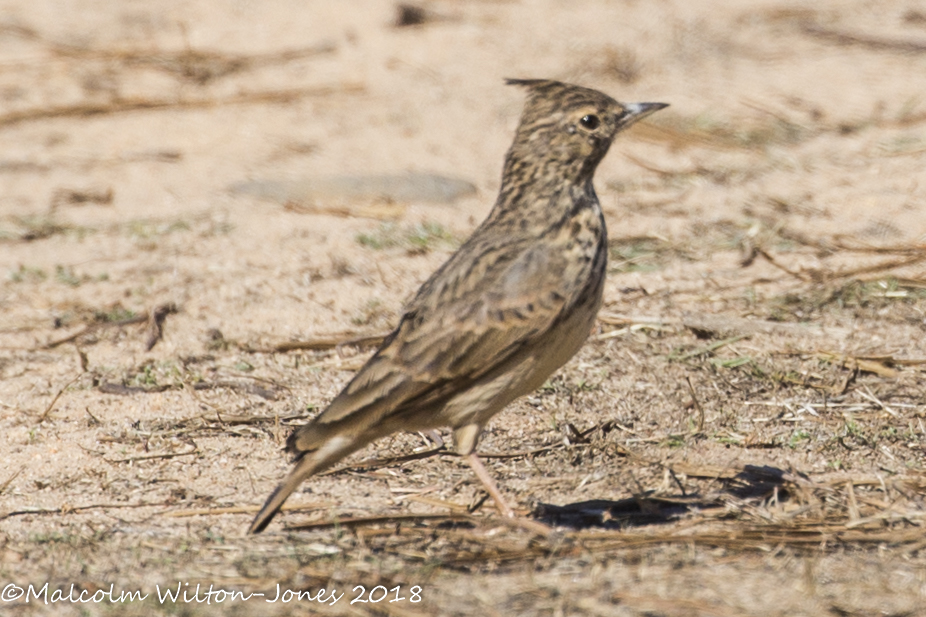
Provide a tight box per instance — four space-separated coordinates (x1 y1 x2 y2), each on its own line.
623 102 669 126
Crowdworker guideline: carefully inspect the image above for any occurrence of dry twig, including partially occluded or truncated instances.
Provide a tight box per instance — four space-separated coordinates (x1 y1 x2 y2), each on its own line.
144 303 178 351
44 303 178 349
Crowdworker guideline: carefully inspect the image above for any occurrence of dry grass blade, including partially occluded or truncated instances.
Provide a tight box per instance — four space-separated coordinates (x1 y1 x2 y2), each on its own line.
262 332 387 353
799 22 926 54
192 380 283 400
37 373 83 422
756 247 813 281
626 120 749 151
670 334 749 361
53 42 338 84
0 466 25 495
831 238 926 254
203 410 302 425
681 312 849 339
595 322 667 341
43 303 177 349
1 22 336 82
749 244 926 284
815 352 900 378
44 315 147 348
623 152 696 177
405 494 470 512
0 84 364 129
282 200 406 220
98 379 284 399
685 376 705 433
319 446 447 475
823 253 926 282
1 501 172 520
856 386 900 417
845 480 861 522
575 526 926 553
105 447 198 463
166 501 333 518
478 439 604 459
817 474 926 490
286 512 473 531
598 312 673 327
98 382 170 395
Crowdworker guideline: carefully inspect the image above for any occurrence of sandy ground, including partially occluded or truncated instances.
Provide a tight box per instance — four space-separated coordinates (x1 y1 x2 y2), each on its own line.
2 0 926 615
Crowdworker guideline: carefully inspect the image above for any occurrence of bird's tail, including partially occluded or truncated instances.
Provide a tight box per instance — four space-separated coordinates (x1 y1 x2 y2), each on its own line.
247 435 363 534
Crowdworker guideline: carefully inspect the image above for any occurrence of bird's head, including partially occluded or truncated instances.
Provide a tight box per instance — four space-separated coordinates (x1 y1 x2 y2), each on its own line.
504 79 667 183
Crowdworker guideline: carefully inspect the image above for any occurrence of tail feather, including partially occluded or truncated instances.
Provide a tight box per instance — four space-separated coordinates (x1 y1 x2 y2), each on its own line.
247 436 363 534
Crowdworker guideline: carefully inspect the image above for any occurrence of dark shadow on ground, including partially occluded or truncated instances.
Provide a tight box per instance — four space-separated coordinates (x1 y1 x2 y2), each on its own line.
533 465 789 530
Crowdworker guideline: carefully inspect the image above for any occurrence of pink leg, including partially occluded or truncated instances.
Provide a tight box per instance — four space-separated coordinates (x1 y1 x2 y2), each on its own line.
466 452 515 518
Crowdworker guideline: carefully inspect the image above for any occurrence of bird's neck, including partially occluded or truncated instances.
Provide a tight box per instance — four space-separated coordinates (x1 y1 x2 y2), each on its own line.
488 154 601 231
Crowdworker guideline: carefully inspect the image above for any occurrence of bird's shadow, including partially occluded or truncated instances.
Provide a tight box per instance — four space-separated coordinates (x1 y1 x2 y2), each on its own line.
532 465 789 530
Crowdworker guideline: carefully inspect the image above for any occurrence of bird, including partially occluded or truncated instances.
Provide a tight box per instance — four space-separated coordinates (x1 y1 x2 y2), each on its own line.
248 79 667 534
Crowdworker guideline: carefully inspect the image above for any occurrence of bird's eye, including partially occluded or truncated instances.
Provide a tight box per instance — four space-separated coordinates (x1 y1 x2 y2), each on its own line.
579 114 600 130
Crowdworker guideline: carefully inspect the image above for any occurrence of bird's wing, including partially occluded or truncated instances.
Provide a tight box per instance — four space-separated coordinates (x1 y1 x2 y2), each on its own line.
288 234 581 452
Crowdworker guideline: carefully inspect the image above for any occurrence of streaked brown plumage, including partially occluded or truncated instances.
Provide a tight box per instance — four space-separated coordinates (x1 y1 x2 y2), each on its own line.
248 79 667 534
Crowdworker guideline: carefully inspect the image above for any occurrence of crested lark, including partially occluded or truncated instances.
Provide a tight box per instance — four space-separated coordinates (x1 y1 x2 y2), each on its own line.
249 79 667 533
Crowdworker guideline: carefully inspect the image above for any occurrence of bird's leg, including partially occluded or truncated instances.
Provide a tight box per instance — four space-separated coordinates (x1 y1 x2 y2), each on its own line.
419 429 444 448
465 452 515 518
